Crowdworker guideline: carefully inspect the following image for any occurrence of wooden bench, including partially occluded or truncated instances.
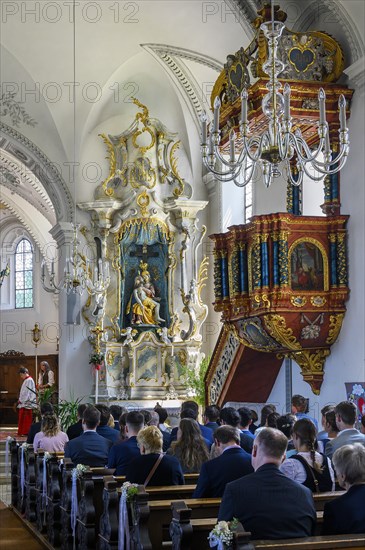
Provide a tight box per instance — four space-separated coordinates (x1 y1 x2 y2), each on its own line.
169 503 364 550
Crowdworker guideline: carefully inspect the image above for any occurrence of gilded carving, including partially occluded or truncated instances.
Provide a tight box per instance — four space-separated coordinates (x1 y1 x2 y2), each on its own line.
289 349 330 395
326 314 345 345
136 190 150 217
264 314 302 351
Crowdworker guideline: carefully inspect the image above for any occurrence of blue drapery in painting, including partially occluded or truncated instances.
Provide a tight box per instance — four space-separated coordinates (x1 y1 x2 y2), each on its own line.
119 219 170 330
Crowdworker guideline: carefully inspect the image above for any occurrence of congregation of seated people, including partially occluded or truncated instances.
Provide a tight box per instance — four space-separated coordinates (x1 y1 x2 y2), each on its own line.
24 395 365 539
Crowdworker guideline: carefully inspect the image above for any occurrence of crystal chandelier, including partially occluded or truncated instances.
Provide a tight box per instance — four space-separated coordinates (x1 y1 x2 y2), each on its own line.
201 14 350 188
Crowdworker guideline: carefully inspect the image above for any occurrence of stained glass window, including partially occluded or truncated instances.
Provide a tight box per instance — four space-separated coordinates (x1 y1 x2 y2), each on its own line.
15 238 33 308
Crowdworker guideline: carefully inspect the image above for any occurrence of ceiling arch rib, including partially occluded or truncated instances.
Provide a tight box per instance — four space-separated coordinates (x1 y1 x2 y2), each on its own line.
141 44 224 135
0 188 55 263
0 122 74 223
0 149 56 226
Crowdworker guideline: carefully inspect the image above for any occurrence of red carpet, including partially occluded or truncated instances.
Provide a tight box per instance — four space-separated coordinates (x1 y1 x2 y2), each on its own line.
0 429 26 442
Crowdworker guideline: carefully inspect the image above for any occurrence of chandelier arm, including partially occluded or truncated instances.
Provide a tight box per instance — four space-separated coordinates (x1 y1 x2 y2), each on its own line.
307 146 349 170
299 160 329 181
233 162 257 187
203 158 243 182
212 144 244 168
242 134 268 163
285 164 303 187
290 134 327 164
310 155 348 175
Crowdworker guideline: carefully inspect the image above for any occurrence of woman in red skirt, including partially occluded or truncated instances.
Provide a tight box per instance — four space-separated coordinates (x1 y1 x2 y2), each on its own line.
17 367 36 436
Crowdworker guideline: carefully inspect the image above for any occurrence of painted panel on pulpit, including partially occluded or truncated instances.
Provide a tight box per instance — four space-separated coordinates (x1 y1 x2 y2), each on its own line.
119 219 170 330
290 241 324 291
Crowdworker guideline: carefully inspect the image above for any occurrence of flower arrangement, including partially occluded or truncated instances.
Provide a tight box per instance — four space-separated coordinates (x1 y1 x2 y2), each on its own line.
89 352 104 366
71 463 88 479
21 442 30 450
121 481 139 502
43 451 51 461
208 519 239 549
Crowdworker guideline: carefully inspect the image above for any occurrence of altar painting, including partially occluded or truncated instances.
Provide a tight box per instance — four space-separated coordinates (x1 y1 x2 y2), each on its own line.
119 220 170 330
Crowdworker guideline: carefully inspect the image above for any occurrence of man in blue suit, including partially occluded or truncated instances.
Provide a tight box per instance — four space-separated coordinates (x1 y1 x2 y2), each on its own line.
219 428 316 540
203 405 220 433
64 406 112 467
95 404 120 443
193 426 253 498
108 410 144 475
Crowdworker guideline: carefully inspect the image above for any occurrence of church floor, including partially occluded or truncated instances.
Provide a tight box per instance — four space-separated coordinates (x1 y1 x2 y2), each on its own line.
0 502 49 549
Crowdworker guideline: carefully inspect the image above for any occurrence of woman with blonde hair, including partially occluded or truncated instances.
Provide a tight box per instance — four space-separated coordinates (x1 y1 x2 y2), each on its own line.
126 426 184 486
167 418 209 473
280 418 334 492
33 413 68 452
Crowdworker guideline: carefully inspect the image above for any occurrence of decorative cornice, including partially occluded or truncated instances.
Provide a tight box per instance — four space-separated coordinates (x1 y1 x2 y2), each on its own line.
0 150 55 225
344 57 365 97
0 121 73 222
231 0 259 38
294 0 364 65
141 44 223 135
0 200 43 257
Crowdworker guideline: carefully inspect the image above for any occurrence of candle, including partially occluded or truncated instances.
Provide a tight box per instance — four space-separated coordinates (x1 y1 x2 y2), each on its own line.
229 129 235 163
201 111 207 144
318 88 326 125
339 95 346 131
241 88 248 124
213 96 221 133
283 82 291 120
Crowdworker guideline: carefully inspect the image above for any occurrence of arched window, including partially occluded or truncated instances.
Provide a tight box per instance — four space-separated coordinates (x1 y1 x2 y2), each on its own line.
15 238 33 308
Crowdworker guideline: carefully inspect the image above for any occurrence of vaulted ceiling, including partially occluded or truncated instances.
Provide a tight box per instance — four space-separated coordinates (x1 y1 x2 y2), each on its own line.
0 0 364 255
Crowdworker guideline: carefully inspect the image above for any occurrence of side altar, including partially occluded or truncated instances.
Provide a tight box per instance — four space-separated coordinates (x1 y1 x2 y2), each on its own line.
80 99 208 403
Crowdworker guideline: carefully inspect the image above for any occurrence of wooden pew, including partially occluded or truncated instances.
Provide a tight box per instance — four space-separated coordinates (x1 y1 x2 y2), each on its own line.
170 501 254 550
169 503 364 550
59 459 76 550
10 439 20 508
24 446 37 523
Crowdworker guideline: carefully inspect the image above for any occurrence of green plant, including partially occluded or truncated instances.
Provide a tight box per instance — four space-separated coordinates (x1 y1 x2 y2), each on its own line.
29 386 57 420
181 355 211 406
55 393 86 432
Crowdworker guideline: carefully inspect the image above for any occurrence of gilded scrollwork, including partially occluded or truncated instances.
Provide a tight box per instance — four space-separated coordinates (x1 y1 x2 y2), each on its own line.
326 313 344 345
264 314 302 351
288 349 330 395
197 255 209 307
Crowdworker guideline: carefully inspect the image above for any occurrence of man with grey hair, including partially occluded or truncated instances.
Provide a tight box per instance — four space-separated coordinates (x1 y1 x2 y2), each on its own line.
218 427 316 540
322 443 365 535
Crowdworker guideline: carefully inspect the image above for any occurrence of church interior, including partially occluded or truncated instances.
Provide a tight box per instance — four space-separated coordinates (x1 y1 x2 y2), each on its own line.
0 0 365 546
0 0 364 417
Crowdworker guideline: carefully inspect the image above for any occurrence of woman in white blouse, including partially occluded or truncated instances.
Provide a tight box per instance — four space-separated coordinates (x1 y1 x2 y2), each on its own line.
280 418 335 492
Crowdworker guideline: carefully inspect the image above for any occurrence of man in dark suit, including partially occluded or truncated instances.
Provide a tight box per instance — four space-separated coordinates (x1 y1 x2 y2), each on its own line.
108 411 144 475
220 407 253 453
95 404 120 443
322 443 365 535
238 407 255 454
193 426 253 498
203 405 220 433
219 427 316 540
27 402 53 444
64 406 112 467
325 401 365 459
66 403 87 441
